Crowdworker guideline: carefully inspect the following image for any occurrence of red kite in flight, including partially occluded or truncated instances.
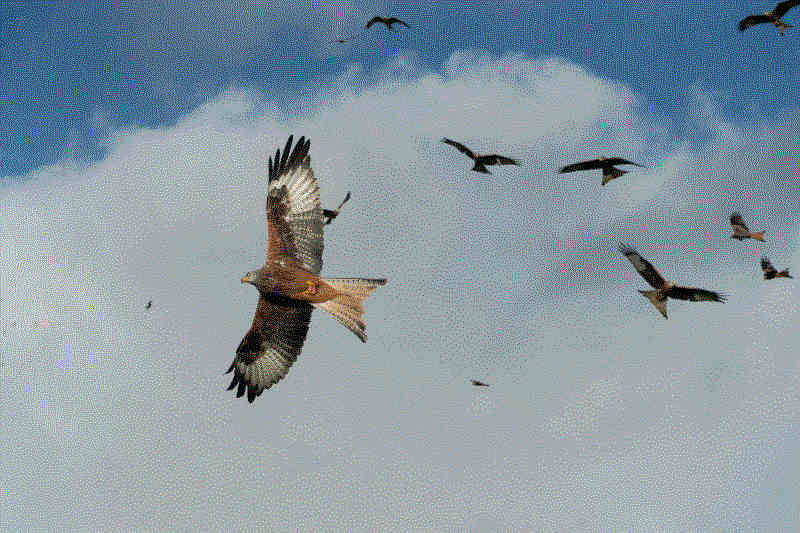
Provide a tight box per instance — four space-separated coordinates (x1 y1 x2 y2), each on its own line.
739 0 800 34
730 212 765 241
227 136 387 402
761 257 792 279
559 157 644 185
441 138 519 174
366 16 410 30
619 243 726 319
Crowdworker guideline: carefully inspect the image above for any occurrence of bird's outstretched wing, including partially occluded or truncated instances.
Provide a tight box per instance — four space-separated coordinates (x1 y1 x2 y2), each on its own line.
739 14 772 30
387 17 410 27
604 157 643 167
227 293 313 402
619 243 667 289
773 0 800 18
480 154 519 166
666 286 727 303
366 16 384 28
441 138 477 159
559 159 603 173
267 135 324 274
730 212 750 234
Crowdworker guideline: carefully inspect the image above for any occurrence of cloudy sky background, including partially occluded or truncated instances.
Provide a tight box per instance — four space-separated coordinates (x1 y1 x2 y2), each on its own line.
3 2 800 531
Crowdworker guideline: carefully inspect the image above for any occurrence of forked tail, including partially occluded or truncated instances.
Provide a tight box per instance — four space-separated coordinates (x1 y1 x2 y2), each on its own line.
314 278 387 342
750 231 766 242
602 167 626 185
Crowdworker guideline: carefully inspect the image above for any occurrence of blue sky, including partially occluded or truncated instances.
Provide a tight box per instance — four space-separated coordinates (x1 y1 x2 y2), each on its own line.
4 1 800 176
3 2 800 531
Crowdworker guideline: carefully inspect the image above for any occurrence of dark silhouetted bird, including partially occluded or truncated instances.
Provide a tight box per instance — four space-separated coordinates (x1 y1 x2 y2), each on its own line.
366 16 410 30
470 379 490 387
739 0 800 34
145 300 152 310
441 138 519 174
559 157 644 185
730 212 765 242
619 243 726 319
761 257 792 279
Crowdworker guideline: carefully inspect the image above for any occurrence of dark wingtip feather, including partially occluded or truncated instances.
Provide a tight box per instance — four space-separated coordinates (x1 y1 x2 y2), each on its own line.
226 374 238 391
618 242 635 255
236 379 246 398
225 361 235 374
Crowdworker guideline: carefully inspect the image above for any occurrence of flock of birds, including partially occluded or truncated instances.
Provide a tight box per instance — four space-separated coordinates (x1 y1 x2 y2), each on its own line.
136 5 798 399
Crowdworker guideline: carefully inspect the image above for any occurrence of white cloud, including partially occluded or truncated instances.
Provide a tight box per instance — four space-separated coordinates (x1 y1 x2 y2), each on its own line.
2 50 799 531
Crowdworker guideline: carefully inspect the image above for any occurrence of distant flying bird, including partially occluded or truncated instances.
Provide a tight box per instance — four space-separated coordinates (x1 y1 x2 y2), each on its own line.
761 257 792 279
323 191 351 225
738 0 800 34
366 16 410 30
145 300 152 310
730 212 765 242
441 138 519 174
619 243 726 319
227 135 387 402
559 157 644 186
470 379 490 387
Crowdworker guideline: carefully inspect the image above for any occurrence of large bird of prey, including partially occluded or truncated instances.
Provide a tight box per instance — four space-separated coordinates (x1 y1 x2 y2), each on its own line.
730 212 765 242
366 16 410 30
227 135 387 402
761 257 792 279
738 0 800 34
559 157 644 186
619 243 726 319
441 138 519 174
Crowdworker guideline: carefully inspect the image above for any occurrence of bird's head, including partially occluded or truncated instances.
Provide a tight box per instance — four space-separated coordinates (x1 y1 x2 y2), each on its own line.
241 271 259 286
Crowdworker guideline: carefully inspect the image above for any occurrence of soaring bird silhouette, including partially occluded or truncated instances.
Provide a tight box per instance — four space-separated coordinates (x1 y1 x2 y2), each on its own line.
730 212 765 242
323 192 351 225
145 300 152 310
559 157 644 185
227 135 387 402
366 16 410 30
619 243 726 319
441 138 519 174
470 379 490 387
739 0 800 34
761 257 792 279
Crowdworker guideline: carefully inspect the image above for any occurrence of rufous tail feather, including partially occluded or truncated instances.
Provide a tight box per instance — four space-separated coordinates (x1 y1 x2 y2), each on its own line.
314 278 387 342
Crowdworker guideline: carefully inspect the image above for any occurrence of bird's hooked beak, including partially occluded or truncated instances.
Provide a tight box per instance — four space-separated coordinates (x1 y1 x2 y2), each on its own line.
241 272 254 284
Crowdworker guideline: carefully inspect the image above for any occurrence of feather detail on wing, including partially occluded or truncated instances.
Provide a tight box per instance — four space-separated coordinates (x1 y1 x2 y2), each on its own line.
761 257 778 278
227 293 313 402
441 138 476 159
730 212 749 234
619 243 667 289
267 135 324 274
479 154 519 166
666 286 727 303
773 0 800 18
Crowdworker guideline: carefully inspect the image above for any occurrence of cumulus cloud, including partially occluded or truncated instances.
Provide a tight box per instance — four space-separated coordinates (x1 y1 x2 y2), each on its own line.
2 50 799 531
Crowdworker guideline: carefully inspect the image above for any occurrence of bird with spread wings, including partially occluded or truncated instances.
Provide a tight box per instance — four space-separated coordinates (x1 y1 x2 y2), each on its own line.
366 16 410 30
739 0 800 34
761 257 792 279
559 157 644 186
441 138 519 174
226 135 387 402
730 212 765 241
619 244 726 319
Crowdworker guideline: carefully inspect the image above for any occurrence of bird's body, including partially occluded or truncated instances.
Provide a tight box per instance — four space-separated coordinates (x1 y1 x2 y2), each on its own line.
761 257 792 279
730 212 765 241
227 135 386 402
366 16 410 30
739 0 800 33
441 138 519 174
559 157 643 185
619 243 726 319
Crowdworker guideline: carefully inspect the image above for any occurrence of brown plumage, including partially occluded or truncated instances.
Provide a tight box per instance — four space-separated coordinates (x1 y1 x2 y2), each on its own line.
470 379 490 387
761 257 792 279
322 191 351 225
559 157 644 185
227 135 387 402
739 0 800 34
730 212 765 242
441 138 519 174
366 16 410 29
619 243 726 319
